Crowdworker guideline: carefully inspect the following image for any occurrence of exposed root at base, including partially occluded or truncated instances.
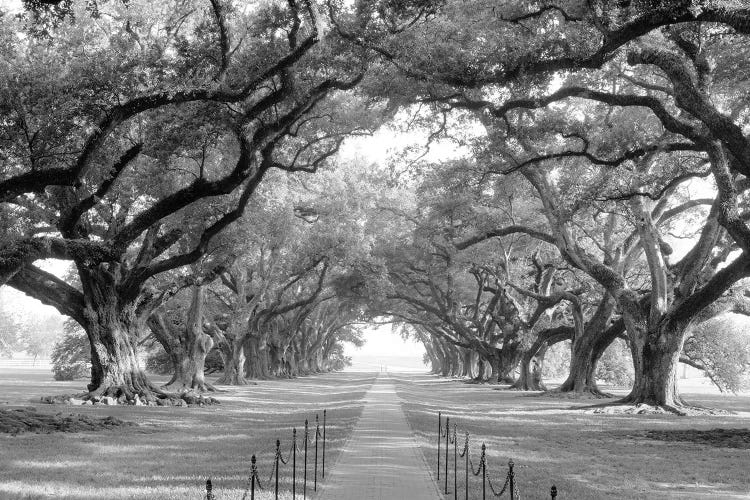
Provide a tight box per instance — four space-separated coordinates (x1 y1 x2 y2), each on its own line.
161 381 223 393
584 403 730 416
543 389 614 400
213 376 258 386
39 390 220 407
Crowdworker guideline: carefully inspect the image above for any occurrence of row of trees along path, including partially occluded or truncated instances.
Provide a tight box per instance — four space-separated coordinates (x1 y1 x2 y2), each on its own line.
2 1 750 414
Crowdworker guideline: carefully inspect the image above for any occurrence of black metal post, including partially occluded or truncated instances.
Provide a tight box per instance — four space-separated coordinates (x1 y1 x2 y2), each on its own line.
464 432 469 500
481 443 486 500
444 416 449 494
437 411 441 480
251 455 257 500
551 485 557 499
509 460 515 500
275 439 280 500
322 409 326 479
453 423 457 500
293 428 297 499
314 414 319 492
304 419 308 500
206 478 214 500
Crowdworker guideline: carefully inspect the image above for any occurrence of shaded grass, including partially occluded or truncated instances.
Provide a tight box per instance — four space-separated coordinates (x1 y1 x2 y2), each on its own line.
393 373 750 500
0 363 375 500
0 407 134 434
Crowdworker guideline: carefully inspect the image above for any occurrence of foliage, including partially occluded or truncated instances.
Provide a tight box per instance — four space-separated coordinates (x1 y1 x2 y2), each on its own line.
144 346 172 375
0 301 20 357
17 314 60 362
595 339 634 388
543 340 571 380
684 314 750 393
204 349 224 374
50 319 90 381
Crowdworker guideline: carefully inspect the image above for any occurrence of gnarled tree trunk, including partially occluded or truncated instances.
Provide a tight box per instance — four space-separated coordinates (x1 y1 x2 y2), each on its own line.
78 270 164 401
512 326 573 391
216 336 248 385
149 285 215 393
621 317 687 411
558 319 624 396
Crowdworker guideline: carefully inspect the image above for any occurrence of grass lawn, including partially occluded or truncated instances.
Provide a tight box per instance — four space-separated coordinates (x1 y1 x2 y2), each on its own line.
0 359 375 499
393 373 750 500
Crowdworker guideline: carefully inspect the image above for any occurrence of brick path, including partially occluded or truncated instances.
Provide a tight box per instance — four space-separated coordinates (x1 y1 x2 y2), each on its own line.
315 374 441 500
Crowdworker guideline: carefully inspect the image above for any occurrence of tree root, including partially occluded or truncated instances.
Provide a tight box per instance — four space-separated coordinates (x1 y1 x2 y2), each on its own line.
161 380 222 393
544 387 614 399
40 387 221 407
582 402 730 416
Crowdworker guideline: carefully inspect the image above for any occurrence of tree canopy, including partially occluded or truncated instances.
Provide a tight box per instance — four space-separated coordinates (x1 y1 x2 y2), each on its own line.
2 0 750 412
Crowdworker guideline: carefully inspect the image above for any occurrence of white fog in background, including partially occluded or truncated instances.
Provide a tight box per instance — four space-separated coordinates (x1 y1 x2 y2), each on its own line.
344 324 427 373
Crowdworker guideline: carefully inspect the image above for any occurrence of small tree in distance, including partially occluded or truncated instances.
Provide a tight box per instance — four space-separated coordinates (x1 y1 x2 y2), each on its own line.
51 319 90 380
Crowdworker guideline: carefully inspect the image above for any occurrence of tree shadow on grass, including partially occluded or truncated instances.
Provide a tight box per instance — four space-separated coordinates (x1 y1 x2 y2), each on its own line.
0 372 377 500
642 427 750 449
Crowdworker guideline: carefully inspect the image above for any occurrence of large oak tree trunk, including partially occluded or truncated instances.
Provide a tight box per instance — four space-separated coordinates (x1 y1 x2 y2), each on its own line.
245 335 268 379
493 344 520 383
86 316 159 400
310 349 322 372
422 339 441 374
216 337 248 385
430 337 446 375
80 274 164 401
288 343 299 377
447 346 460 376
474 356 487 381
621 319 687 411
556 296 619 396
460 348 472 378
558 319 624 396
511 328 572 391
149 285 215 393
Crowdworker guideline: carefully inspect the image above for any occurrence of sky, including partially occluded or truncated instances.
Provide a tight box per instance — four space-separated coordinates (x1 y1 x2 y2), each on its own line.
344 324 427 372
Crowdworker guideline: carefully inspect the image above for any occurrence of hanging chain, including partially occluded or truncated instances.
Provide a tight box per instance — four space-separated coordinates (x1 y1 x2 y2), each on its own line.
278 440 293 465
459 432 469 458
469 454 483 476
487 469 510 497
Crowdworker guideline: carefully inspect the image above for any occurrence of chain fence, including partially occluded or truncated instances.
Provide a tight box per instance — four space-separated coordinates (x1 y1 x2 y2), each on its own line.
204 408 327 500
437 411 559 500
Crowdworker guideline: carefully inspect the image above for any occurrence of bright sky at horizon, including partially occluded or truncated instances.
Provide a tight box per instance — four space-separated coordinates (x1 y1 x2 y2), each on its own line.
344 323 427 372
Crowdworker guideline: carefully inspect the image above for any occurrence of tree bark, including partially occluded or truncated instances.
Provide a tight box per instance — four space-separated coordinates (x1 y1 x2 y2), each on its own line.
495 344 520 383
86 313 159 400
149 285 215 393
460 348 472 378
557 318 624 396
245 335 269 379
216 336 248 385
77 271 166 400
620 317 687 411
512 327 573 391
